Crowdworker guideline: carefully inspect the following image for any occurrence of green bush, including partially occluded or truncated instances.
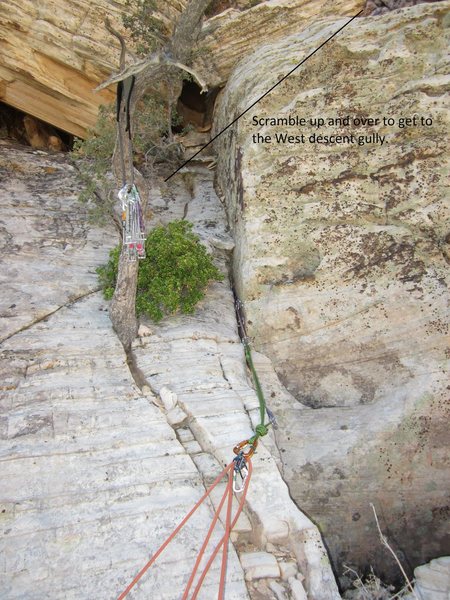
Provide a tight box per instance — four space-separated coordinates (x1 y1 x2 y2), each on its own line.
72 94 181 221
97 220 223 321
122 0 168 57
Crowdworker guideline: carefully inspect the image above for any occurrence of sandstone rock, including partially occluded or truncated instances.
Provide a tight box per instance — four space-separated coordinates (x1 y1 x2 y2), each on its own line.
289 576 308 600
177 427 195 443
240 551 280 580
0 144 248 600
269 580 288 600
0 146 342 599
0 1 187 137
132 168 340 599
1 0 364 138
362 0 445 16
160 385 178 410
22 114 63 150
414 556 450 600
279 560 298 580
0 145 112 343
167 406 188 426
183 439 203 453
214 0 450 581
137 323 152 337
195 0 364 86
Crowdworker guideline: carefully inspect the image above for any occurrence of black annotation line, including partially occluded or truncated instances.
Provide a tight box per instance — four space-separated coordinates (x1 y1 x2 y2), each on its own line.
164 9 363 182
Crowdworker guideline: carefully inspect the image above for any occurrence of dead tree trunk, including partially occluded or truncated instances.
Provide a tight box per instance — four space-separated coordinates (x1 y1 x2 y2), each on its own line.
105 0 212 349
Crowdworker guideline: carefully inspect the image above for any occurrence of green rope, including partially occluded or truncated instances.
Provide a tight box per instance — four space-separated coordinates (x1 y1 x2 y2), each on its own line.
243 340 269 446
234 295 274 451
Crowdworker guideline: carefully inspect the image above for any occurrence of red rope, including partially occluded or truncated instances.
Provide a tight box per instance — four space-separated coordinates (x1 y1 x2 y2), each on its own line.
182 471 232 600
218 466 234 600
190 460 252 600
116 458 252 600
117 461 234 600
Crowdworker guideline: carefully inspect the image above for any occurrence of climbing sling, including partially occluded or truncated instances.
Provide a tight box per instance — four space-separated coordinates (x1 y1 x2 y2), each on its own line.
115 297 275 599
116 76 146 261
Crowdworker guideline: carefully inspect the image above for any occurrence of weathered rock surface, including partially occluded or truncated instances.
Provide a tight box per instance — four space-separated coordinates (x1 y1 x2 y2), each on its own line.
0 145 340 599
195 0 364 86
363 0 446 16
0 144 109 343
413 556 450 600
132 167 340 599
0 1 187 137
240 551 280 580
0 0 367 137
0 145 248 599
215 1 450 579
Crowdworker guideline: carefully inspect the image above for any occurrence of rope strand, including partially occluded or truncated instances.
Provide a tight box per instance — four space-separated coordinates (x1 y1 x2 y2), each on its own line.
117 462 234 600
190 460 252 600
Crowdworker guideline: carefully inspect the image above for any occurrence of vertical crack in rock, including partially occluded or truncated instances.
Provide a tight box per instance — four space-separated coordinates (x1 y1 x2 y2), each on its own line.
132 167 341 599
0 145 249 600
213 1 450 584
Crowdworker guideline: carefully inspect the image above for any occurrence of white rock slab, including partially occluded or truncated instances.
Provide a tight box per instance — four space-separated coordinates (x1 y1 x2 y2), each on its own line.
240 552 280 580
0 148 248 600
133 168 341 599
289 576 308 600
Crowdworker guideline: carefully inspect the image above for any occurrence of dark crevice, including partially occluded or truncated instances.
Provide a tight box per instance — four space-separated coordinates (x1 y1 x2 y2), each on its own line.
175 80 222 133
124 345 154 393
0 101 74 151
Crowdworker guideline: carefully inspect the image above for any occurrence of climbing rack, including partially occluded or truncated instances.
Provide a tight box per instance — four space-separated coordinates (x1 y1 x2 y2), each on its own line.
116 75 146 261
115 296 275 599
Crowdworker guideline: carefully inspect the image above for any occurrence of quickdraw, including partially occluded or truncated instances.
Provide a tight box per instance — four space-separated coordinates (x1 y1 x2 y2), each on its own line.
119 184 146 260
116 75 146 261
232 451 250 493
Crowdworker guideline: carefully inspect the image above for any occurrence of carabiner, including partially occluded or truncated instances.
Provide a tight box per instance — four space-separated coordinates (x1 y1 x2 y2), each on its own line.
233 463 249 493
233 437 258 459
233 451 249 493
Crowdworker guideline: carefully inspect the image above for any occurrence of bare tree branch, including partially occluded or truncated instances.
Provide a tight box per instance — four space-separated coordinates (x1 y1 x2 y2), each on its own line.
95 55 161 90
370 503 420 600
105 18 127 70
95 55 207 93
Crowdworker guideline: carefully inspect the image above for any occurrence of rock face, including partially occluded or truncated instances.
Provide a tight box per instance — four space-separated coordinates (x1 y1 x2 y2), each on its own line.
0 144 340 599
0 0 367 138
0 1 187 137
413 556 450 600
195 0 364 86
363 0 446 16
132 167 340 599
0 144 247 600
214 1 450 579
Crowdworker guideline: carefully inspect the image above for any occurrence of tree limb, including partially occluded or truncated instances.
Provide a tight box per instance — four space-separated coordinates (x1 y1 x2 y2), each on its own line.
370 503 420 600
95 55 161 90
168 0 213 63
105 17 127 70
96 54 207 93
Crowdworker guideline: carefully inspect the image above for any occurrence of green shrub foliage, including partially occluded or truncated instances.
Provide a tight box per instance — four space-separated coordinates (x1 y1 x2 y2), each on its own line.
97 220 223 321
72 95 181 222
122 0 168 56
